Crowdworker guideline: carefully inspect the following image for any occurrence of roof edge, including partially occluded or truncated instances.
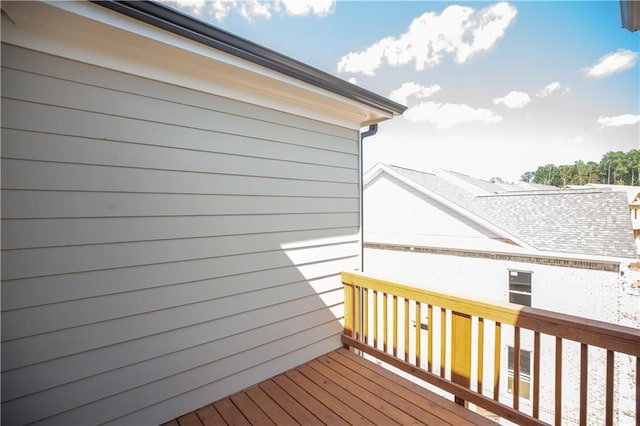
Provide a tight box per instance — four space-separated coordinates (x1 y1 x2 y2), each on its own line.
93 0 407 116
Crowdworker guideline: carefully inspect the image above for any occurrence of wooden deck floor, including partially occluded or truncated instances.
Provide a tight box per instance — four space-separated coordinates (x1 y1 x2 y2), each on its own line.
162 348 497 425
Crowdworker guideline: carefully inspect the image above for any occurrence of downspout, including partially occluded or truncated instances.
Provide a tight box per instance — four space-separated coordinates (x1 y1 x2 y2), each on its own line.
359 124 378 273
356 124 377 355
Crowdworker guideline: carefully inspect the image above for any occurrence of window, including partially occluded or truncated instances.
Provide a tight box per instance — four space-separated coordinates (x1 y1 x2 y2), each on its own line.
507 346 531 400
508 270 531 306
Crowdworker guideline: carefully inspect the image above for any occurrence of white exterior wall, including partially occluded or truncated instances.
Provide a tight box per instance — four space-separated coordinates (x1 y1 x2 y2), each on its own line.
364 248 623 322
1 8 365 423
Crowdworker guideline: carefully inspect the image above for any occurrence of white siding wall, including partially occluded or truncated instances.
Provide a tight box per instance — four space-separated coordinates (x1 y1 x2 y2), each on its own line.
1 43 360 424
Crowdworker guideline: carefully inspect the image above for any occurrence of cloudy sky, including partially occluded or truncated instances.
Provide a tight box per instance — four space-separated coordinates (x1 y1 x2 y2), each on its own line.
162 0 639 182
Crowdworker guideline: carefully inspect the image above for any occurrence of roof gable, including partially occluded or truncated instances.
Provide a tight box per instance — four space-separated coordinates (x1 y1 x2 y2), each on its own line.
364 164 534 250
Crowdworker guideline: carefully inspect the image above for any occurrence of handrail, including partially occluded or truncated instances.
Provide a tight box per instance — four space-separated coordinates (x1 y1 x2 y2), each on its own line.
342 271 640 426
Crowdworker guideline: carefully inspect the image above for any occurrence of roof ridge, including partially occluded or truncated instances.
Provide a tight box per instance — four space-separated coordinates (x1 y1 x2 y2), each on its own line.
387 164 436 176
476 188 610 197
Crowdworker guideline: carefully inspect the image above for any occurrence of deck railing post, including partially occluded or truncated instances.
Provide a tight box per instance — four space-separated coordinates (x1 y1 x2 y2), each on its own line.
343 281 354 346
452 311 472 406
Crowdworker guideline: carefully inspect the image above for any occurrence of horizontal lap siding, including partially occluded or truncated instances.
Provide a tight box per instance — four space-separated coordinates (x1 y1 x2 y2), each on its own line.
1 44 359 425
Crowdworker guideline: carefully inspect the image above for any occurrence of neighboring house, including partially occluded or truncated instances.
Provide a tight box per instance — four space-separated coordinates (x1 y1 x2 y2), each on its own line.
363 163 639 424
0 2 405 424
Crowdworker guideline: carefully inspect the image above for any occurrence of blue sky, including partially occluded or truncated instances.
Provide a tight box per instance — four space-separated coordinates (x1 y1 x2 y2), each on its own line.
163 0 639 182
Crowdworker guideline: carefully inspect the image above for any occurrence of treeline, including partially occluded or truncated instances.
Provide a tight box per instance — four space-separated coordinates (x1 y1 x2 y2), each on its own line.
520 150 640 187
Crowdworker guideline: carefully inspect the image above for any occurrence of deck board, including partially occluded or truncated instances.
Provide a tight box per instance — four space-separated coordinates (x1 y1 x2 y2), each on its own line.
229 392 275 425
328 350 497 425
295 362 398 424
162 348 498 425
317 354 451 425
271 373 349 426
195 405 225 425
245 386 297 425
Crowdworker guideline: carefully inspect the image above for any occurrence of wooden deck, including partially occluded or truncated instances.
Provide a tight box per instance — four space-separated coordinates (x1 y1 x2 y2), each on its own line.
162 348 497 425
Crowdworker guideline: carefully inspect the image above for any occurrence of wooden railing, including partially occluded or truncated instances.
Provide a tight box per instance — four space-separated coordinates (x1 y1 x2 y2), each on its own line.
342 271 640 426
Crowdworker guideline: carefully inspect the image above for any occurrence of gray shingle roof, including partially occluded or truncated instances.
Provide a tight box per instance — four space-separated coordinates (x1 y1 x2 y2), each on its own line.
472 190 637 258
386 165 476 209
381 164 637 258
435 169 505 193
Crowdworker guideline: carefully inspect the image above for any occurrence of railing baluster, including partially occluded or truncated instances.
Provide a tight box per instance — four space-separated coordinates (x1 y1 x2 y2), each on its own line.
428 304 433 373
383 292 388 353
579 343 588 426
416 301 421 368
363 288 369 344
478 317 484 395
404 297 410 362
354 286 361 341
533 331 540 419
555 337 562 426
373 290 378 349
494 322 501 401
514 327 521 410
605 349 614 426
440 308 446 377
393 295 398 357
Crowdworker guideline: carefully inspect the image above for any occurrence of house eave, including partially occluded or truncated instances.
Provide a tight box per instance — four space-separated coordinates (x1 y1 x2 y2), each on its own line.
2 1 398 129
94 0 407 118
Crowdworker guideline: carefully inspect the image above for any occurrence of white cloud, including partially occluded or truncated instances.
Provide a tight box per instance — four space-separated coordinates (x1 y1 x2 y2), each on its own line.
404 101 503 128
239 1 272 21
597 114 640 127
348 77 357 85
493 91 531 109
161 0 333 22
389 82 441 105
536 82 562 98
276 0 335 17
583 49 638 79
165 0 234 21
337 2 517 75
